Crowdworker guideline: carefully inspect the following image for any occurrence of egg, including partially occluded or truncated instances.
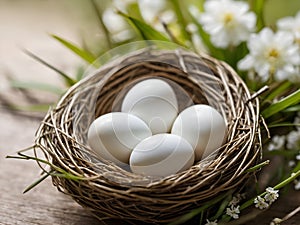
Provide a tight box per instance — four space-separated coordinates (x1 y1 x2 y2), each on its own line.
87 112 152 165
130 134 195 177
171 104 227 161
121 79 178 134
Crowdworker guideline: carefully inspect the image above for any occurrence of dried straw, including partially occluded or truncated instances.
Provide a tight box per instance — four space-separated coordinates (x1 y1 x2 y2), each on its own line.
34 48 261 224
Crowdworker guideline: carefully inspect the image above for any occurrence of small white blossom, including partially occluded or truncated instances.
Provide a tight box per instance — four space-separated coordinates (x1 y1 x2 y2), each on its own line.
277 11 300 44
138 0 166 24
294 179 300 190
186 23 198 33
254 196 269 209
287 129 300 150
238 28 300 81
270 218 283 225
205 219 218 225
265 187 279 204
102 8 133 42
228 193 244 206
113 0 136 11
228 196 240 206
268 135 285 151
198 0 256 48
226 205 240 219
288 160 296 167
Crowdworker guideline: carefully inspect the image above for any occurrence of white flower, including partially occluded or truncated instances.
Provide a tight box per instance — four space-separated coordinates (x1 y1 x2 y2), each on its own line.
198 0 256 48
288 160 296 167
238 28 300 81
226 205 240 219
270 218 283 225
102 8 133 42
205 219 218 225
268 135 285 151
228 193 244 206
285 66 300 83
287 129 300 150
138 0 166 24
265 187 279 204
113 0 136 11
186 23 198 33
228 196 240 206
254 196 269 209
294 179 300 190
277 11 300 44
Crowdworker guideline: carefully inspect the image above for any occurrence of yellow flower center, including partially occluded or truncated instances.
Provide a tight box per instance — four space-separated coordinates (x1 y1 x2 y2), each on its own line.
267 48 280 60
223 13 234 26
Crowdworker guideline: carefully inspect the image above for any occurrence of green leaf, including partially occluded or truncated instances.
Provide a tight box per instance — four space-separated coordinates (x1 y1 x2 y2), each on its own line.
90 0 112 49
283 104 300 112
6 103 50 112
118 11 170 41
24 49 77 86
268 122 300 128
168 191 232 225
171 0 191 41
262 81 292 104
11 80 64 95
51 34 100 67
248 0 266 30
23 173 50 194
244 160 270 173
262 89 300 119
265 150 298 157
210 194 233 220
75 66 86 81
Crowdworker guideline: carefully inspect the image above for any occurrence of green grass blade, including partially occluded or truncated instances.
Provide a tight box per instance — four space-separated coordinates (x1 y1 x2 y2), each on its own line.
11 80 64 95
283 104 300 112
168 191 232 225
262 81 292 104
171 0 190 41
262 89 300 119
268 122 300 128
23 173 50 194
75 66 86 81
248 0 266 30
118 11 170 41
24 49 76 86
51 34 99 67
90 0 112 49
210 194 233 220
244 160 270 173
5 103 50 112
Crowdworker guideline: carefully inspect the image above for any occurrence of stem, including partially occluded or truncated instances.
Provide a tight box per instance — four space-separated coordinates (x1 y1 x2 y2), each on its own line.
90 0 112 49
219 169 300 223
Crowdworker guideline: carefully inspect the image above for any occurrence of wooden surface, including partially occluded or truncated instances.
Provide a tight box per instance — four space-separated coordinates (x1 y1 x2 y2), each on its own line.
0 109 299 225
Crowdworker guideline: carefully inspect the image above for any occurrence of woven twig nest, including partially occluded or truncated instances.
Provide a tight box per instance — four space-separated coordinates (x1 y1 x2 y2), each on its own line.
35 47 261 224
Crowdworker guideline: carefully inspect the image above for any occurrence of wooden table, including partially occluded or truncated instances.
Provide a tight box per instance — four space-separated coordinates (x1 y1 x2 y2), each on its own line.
0 109 299 225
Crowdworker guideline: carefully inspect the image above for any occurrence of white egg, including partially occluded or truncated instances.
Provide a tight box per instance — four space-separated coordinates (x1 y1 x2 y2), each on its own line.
171 104 227 161
130 134 195 177
87 112 152 165
121 79 178 134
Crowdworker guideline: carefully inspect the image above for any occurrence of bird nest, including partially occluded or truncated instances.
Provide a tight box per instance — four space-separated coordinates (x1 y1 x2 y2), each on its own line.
34 47 262 224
